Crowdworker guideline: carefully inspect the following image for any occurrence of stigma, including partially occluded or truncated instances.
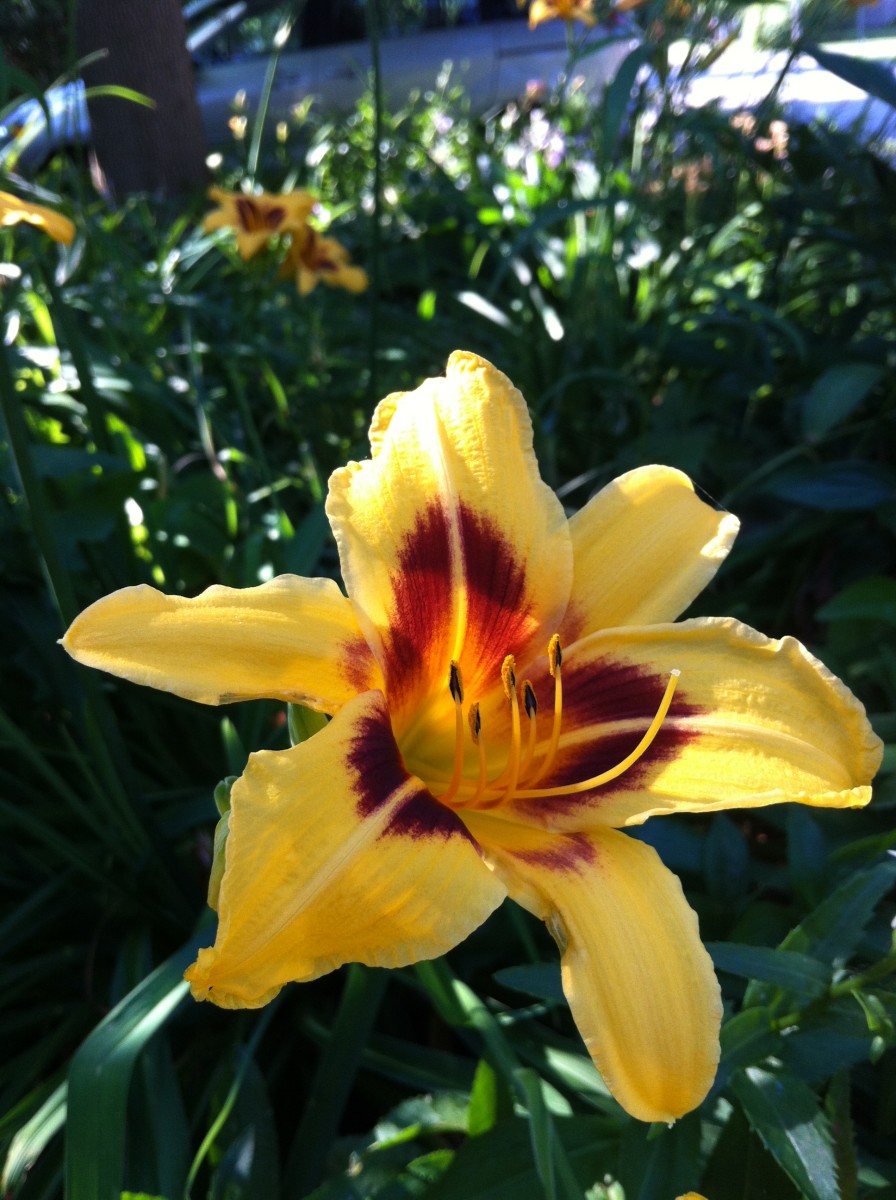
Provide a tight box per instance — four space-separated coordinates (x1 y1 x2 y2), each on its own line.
436 636 680 810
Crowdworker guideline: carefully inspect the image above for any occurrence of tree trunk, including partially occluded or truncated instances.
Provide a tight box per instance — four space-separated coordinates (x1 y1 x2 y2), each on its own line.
76 0 207 198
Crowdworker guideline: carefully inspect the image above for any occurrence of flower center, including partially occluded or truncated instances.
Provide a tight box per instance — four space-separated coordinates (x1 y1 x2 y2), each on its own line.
235 197 286 232
435 636 679 811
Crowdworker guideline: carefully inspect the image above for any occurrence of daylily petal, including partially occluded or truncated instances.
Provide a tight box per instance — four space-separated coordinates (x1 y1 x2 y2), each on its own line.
0 189 75 245
325 264 368 293
504 618 882 830
327 352 573 738
234 229 274 261
561 466 739 641
62 575 381 712
185 690 506 1007
465 814 721 1123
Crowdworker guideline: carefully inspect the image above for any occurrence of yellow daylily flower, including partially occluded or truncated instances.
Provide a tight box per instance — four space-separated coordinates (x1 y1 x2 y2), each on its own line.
62 352 882 1124
202 186 316 260
280 226 368 296
522 0 597 28
0 189 75 246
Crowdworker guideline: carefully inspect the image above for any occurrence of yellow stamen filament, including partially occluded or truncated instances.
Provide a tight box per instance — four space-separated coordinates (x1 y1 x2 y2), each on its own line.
533 634 563 783
439 661 466 805
509 670 680 800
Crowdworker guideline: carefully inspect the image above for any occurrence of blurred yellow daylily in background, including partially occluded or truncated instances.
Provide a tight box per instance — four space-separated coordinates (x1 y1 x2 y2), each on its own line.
202 186 316 260
62 352 882 1124
519 0 597 29
280 226 368 296
0 189 75 246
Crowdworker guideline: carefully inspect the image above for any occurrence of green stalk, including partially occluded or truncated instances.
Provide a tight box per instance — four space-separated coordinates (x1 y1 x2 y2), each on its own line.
366 0 384 408
284 964 389 1196
246 0 307 182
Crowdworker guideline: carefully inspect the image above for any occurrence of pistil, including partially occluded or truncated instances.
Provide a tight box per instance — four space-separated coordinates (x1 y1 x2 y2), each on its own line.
510 670 680 799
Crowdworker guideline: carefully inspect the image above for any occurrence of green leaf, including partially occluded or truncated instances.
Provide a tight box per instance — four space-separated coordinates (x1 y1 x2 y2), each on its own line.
704 813 750 902
716 1008 781 1087
801 363 883 443
702 1101 799 1200
776 997 883 1084
617 1112 703 1200
825 1071 858 1200
514 1069 557 1200
817 577 896 627
707 943 831 1001
425 1117 615 1200
731 1066 839 1200
787 808 829 908
1 1081 67 1197
602 44 652 157
65 931 207 1200
468 1059 514 1138
493 963 565 1005
778 860 896 965
287 703 329 747
763 463 896 511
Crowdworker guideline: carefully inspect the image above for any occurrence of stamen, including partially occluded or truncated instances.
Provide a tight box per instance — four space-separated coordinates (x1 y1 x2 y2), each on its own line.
449 661 464 705
533 634 563 783
521 680 538 775
512 670 680 799
481 656 522 808
548 634 562 675
467 702 488 806
438 661 466 805
501 654 516 699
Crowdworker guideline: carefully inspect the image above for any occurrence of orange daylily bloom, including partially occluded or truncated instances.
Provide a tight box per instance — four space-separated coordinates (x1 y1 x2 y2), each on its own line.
0 189 75 245
62 353 882 1124
202 186 316 260
280 226 368 296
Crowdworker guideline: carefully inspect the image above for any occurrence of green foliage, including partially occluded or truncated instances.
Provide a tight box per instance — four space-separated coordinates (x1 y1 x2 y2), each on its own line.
2 3 896 1198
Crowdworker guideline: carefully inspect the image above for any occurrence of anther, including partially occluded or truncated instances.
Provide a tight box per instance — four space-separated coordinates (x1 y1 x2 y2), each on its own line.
548 634 562 676
521 680 538 775
468 702 481 743
449 660 464 705
501 654 516 700
439 661 466 805
468 702 488 806
534 634 563 783
483 658 523 808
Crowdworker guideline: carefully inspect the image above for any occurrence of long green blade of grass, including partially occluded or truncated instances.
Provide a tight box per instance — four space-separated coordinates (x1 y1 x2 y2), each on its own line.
64 928 208 1200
